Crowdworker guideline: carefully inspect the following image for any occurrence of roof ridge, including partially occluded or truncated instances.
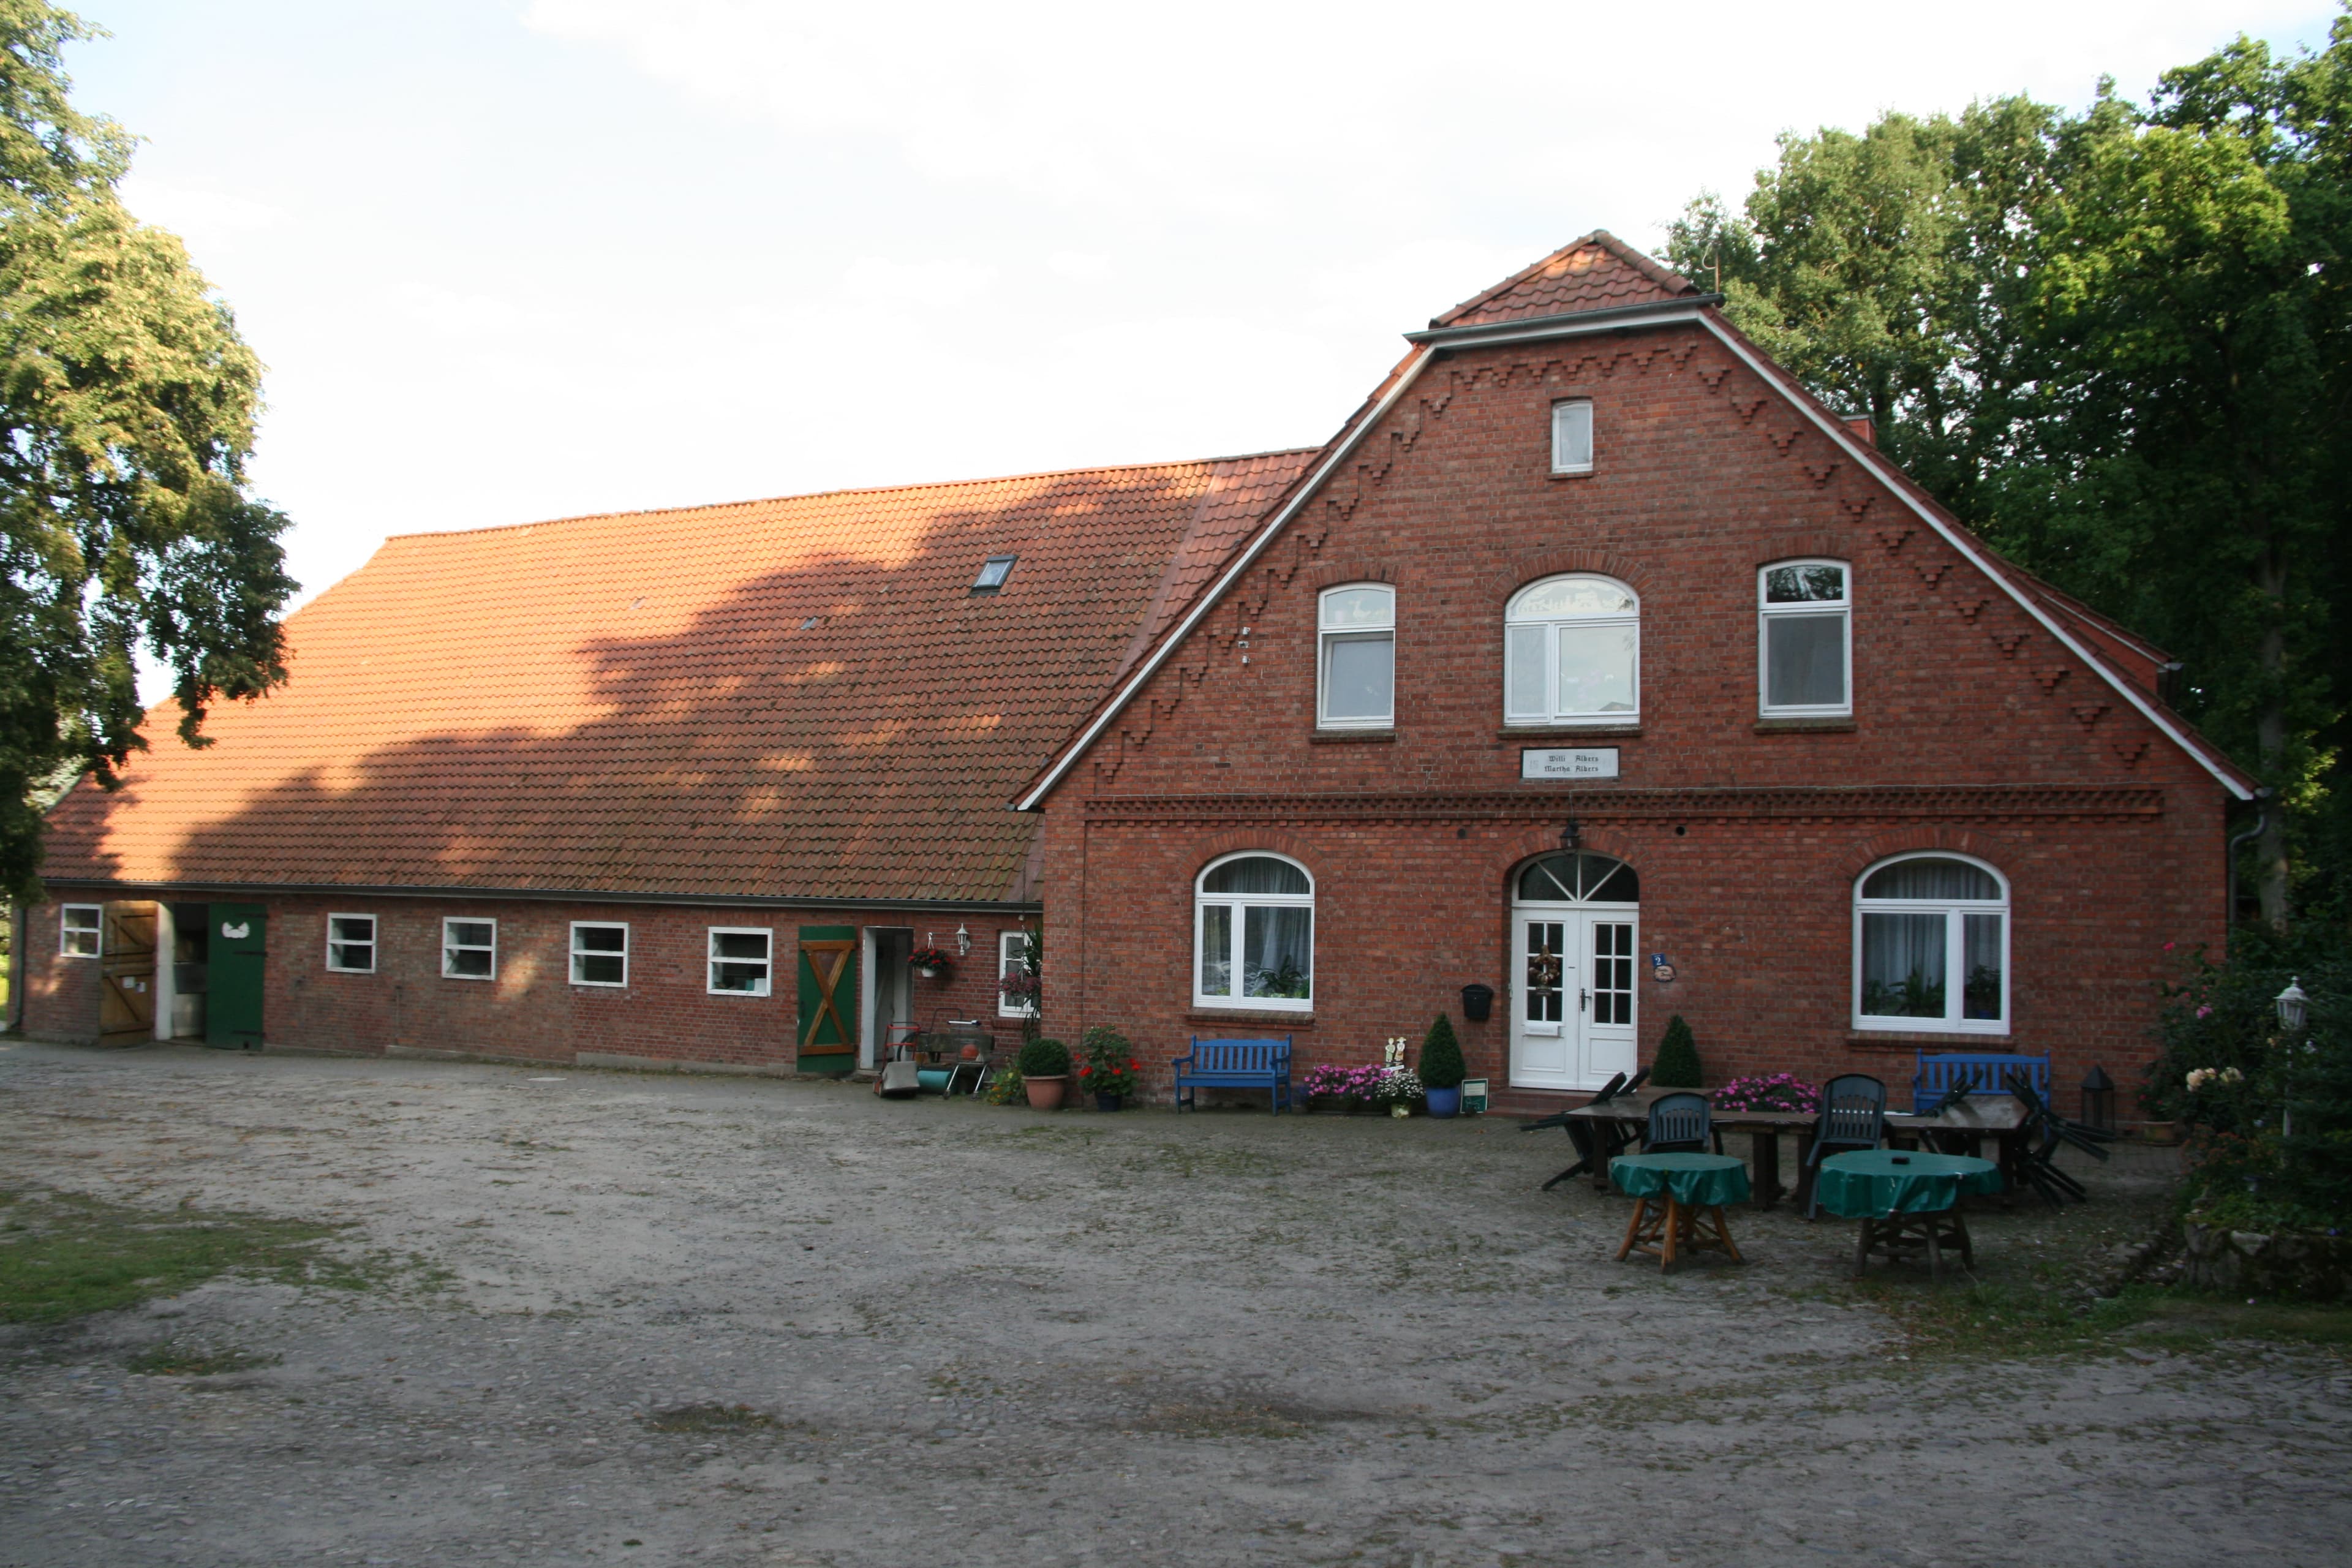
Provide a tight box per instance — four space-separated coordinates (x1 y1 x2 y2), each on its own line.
382 448 1329 545
1430 230 1697 330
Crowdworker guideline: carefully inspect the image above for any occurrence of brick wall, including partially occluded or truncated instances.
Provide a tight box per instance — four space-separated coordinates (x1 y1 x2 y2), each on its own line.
20 894 1035 1071
1035 322 2238 1112
20 897 104 1044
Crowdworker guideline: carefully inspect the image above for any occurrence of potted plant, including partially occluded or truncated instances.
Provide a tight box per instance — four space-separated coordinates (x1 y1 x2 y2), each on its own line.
1077 1024 1139 1110
1711 1073 1820 1114
1017 1037 1071 1110
998 922 1042 1042
1373 1065 1425 1118
1419 1013 1468 1118
910 945 954 981
1650 1014 1702 1087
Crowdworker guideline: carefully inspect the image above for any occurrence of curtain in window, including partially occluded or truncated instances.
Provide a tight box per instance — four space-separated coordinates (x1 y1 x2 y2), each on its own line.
1963 913 2004 1020
1199 905 1232 995
1862 859 1999 900
1202 857 1309 895
1555 624 1635 714
1766 614 1845 706
1242 907 1311 1000
1324 636 1393 721
1861 911 1946 1017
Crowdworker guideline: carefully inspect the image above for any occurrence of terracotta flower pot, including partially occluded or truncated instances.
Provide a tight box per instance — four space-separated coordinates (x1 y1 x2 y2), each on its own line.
1024 1074 1068 1110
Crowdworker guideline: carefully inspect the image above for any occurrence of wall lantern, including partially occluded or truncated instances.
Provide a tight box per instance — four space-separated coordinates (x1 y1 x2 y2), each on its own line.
2277 976 2309 1034
1559 817 1581 850
954 924 972 958
1461 983 1495 1023
2079 1063 2116 1134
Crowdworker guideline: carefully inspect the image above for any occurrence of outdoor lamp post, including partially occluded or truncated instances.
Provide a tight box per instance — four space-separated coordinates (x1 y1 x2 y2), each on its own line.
2080 1064 2116 1134
2277 976 2310 1139
2277 976 2309 1033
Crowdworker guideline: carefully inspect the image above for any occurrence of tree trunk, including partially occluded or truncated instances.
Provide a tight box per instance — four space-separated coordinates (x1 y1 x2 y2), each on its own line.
2255 545 2292 932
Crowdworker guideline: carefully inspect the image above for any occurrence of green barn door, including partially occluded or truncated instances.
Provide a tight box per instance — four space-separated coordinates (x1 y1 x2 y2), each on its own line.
206 903 266 1050
796 925 857 1076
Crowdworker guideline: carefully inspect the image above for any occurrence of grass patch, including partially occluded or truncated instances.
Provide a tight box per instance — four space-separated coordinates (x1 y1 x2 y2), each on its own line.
644 1402 777 1433
126 1340 282 1376
1851 1276 2352 1359
0 1188 417 1322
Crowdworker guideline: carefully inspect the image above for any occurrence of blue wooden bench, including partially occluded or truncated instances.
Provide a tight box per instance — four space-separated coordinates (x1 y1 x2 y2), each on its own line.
1170 1036 1294 1114
1912 1051 2050 1114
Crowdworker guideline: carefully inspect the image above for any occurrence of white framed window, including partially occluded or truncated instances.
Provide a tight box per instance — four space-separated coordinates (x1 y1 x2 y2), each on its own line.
326 913 377 974
442 918 496 980
998 927 1039 1019
1317 583 1395 729
707 927 773 995
1853 854 2009 1034
1760 560 1852 715
570 921 628 987
1551 399 1594 474
1504 574 1639 726
58 903 101 959
1193 853 1313 1011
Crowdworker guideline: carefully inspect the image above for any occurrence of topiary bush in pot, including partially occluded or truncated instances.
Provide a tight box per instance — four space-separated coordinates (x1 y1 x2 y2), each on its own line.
1420 1012 1468 1117
1650 1015 1702 1088
1017 1037 1072 1110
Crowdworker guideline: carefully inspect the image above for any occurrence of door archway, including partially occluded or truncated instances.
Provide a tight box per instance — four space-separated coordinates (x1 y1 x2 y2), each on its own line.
1509 851 1639 1091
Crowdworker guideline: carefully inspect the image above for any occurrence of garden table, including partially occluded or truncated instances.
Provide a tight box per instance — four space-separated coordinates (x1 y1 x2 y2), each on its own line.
1568 1090 1818 1209
1814 1149 2003 1279
1609 1152 1750 1272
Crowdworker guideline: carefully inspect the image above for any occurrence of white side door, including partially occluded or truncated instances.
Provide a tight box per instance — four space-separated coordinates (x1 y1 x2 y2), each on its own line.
1510 912 1576 1089
1579 914 1639 1087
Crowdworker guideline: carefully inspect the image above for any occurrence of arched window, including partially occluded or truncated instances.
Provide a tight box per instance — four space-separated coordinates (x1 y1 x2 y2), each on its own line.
1318 584 1395 728
1759 560 1851 716
1505 575 1638 725
1194 853 1313 1010
1853 854 2008 1033
1515 851 1640 904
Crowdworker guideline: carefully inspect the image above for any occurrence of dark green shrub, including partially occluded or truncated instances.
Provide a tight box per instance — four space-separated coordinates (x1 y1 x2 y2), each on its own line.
1016 1037 1071 1077
1419 1013 1466 1090
1649 1015 1701 1087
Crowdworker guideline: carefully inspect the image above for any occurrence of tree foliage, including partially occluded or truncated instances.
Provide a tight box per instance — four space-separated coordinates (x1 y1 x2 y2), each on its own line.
1670 21 2352 933
0 2 292 899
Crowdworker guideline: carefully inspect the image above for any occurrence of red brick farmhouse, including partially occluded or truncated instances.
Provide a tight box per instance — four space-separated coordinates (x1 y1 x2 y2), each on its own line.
17 235 2255 1116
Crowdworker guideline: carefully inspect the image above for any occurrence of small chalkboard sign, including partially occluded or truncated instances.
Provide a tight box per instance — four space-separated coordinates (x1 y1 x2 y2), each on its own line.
1460 1077 1490 1115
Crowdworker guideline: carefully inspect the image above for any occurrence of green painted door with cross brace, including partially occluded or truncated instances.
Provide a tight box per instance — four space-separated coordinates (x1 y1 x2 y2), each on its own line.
796 926 857 1076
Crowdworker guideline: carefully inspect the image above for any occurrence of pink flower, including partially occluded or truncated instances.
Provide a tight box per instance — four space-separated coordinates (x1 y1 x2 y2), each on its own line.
2164 941 2176 952
2196 1005 2213 1019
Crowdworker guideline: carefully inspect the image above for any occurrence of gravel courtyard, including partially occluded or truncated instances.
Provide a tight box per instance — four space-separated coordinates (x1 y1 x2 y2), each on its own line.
2 1040 2348 1568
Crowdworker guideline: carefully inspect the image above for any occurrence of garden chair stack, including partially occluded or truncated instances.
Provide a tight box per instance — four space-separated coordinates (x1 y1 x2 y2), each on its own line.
1521 1069 1645 1191
1804 1074 1889 1220
2004 1070 2112 1206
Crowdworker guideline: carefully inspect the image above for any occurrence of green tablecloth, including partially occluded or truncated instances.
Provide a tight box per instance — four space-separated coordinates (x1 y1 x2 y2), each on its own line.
1814 1150 2002 1219
1609 1152 1752 1208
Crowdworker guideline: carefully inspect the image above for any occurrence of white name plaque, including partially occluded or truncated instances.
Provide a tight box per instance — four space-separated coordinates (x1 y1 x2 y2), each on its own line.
1521 747 1620 781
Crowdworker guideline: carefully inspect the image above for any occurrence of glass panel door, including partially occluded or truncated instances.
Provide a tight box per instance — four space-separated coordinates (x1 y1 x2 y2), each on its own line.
1580 916 1639 1087
1511 918 1574 1088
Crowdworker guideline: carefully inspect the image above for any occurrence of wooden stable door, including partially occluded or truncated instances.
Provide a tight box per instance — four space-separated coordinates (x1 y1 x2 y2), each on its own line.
99 901 158 1044
796 925 858 1076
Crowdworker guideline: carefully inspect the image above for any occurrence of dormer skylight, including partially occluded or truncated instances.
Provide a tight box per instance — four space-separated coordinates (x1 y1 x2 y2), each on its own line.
971 554 1017 595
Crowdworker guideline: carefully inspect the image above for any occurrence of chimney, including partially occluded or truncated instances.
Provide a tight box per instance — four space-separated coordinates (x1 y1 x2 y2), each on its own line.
1844 415 1875 447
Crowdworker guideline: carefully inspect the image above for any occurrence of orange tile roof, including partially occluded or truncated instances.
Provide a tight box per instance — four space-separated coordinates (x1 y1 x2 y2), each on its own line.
1430 230 1698 329
40 451 1315 903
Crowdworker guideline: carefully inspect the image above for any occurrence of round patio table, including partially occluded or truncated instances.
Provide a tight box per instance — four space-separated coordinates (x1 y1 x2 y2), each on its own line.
1609 1153 1750 1272
1815 1150 2002 1280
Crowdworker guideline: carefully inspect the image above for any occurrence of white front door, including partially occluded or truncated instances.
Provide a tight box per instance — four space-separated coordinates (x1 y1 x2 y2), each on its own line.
1510 907 1638 1091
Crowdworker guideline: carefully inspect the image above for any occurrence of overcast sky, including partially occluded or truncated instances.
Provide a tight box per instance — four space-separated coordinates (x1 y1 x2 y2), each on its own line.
66 0 2336 677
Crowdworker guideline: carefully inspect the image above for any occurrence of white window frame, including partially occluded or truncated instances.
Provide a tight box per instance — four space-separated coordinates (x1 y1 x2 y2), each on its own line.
58 903 101 959
1502 573 1641 727
1550 398 1594 475
1316 582 1395 730
1192 851 1314 1013
325 913 378 974
706 926 774 997
998 928 1038 1019
570 921 630 989
1851 852 2011 1035
1758 559 1853 718
441 917 497 981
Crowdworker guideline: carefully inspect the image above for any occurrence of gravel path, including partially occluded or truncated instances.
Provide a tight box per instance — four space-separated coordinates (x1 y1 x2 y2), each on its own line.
1 1040 2346 1567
